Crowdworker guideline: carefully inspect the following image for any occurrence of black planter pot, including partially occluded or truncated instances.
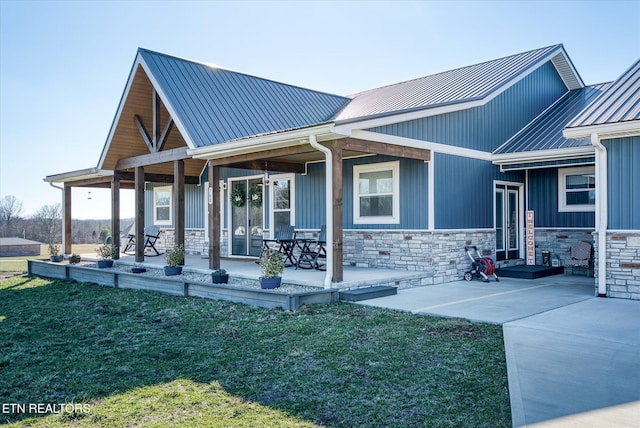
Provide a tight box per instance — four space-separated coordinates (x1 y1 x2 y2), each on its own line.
50 255 63 263
260 276 282 289
97 260 114 269
131 267 147 274
212 273 229 284
164 266 183 276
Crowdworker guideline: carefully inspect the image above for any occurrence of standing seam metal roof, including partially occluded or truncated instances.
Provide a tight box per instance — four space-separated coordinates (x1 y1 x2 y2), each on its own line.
139 49 351 148
494 83 611 154
335 45 565 123
566 59 640 128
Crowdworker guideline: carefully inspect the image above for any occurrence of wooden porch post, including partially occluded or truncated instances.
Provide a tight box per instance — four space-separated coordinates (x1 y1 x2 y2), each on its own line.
63 184 72 255
174 160 185 251
111 175 120 259
330 144 344 282
135 166 145 263
208 163 221 270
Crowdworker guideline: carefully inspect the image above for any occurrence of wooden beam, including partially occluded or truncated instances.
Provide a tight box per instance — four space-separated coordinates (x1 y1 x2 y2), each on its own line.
111 176 120 259
330 144 343 282
340 138 431 161
64 184 72 255
229 160 305 174
207 144 315 166
153 90 161 148
115 147 190 170
157 118 174 153
208 163 221 270
115 171 200 185
134 114 154 153
135 166 145 263
174 160 185 250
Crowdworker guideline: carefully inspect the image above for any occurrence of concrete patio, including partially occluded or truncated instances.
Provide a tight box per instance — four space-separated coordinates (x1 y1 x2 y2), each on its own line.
357 275 640 427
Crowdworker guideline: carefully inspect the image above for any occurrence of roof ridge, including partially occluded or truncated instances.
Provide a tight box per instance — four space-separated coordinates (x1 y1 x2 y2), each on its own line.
348 44 563 97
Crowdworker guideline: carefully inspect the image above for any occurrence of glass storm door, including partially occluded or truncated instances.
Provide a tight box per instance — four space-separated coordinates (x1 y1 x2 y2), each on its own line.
230 178 264 257
495 184 521 261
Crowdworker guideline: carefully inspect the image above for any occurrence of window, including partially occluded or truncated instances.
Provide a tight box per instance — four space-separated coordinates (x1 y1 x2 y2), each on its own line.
354 161 400 224
154 186 172 225
270 174 295 236
558 166 595 212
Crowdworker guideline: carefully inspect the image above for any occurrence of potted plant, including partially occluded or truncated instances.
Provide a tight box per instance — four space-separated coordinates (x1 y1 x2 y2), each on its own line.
69 253 81 264
96 243 118 268
211 268 229 283
49 244 63 262
259 248 285 289
164 244 184 276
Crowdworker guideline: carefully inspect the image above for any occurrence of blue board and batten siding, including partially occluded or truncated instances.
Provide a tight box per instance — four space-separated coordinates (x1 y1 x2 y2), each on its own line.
527 168 594 228
145 183 205 229
296 155 429 229
370 61 568 152
434 153 523 229
606 136 640 229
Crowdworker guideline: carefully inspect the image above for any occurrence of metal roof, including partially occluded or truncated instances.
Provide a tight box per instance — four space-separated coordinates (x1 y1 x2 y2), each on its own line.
566 59 640 129
139 49 351 148
335 44 582 123
494 83 611 154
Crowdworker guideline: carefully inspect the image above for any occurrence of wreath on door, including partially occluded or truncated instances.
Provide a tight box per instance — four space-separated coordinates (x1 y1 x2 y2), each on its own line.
248 186 263 208
231 187 246 208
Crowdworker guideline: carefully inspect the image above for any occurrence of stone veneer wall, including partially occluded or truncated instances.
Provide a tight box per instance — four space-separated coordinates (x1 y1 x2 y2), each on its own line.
533 229 595 267
342 230 495 284
161 229 208 255
595 232 640 300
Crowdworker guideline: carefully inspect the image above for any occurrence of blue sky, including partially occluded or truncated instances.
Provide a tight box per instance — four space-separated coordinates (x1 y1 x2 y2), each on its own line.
1 0 639 219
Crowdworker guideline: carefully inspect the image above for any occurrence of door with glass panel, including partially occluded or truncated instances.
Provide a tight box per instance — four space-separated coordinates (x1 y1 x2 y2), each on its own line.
230 178 264 257
495 183 521 261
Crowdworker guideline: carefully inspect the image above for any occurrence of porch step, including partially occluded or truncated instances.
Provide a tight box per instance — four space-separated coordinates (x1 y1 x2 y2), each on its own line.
339 286 397 302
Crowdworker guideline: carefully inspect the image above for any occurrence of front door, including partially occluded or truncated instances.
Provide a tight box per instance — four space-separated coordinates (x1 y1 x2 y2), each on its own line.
495 183 522 261
230 177 264 257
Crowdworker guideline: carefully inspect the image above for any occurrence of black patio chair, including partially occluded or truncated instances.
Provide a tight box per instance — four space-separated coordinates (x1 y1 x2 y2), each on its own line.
261 224 297 267
296 225 326 270
123 225 164 256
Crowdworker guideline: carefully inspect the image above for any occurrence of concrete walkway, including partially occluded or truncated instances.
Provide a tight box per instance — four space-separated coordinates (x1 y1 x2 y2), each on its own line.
357 275 640 427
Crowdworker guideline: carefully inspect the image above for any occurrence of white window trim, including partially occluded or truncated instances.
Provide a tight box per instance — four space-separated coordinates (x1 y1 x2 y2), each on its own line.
558 166 595 212
353 161 400 224
269 174 296 238
154 185 172 225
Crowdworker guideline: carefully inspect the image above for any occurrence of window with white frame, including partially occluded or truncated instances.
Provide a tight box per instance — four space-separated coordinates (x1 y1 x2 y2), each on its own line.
354 161 400 224
558 166 595 212
154 186 172 225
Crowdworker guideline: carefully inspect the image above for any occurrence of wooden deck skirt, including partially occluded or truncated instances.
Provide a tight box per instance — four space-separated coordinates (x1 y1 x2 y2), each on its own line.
28 260 337 311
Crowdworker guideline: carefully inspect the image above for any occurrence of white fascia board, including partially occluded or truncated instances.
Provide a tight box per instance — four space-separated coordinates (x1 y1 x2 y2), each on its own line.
353 130 492 161
563 120 640 140
187 124 340 160
97 55 142 169
492 146 595 165
551 49 585 90
137 57 198 150
335 47 572 134
44 168 113 183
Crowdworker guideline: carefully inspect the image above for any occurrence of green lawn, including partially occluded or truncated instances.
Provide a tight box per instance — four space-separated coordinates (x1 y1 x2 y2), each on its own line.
0 275 511 427
0 245 99 273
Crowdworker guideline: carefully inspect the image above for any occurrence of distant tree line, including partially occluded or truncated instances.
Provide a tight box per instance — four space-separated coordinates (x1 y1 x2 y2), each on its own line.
0 195 133 245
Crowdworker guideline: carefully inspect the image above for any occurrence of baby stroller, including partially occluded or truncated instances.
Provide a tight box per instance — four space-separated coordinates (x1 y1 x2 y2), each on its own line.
464 246 499 282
